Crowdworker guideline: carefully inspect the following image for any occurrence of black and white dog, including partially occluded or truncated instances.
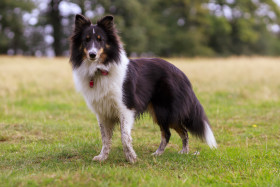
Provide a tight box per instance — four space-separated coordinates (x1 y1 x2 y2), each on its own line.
70 14 217 163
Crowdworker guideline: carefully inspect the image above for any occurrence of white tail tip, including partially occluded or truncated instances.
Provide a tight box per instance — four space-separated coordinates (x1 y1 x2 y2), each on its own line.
204 122 217 149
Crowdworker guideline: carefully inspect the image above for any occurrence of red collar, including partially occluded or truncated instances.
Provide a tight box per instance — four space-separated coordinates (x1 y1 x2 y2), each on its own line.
89 69 108 88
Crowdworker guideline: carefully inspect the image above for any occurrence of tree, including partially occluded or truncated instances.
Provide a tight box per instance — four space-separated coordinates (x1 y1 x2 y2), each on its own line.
208 0 280 55
1 0 280 57
46 0 63 56
0 0 34 54
147 0 215 56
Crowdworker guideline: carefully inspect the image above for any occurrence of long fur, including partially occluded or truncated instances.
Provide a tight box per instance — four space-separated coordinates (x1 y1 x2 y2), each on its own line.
70 14 217 163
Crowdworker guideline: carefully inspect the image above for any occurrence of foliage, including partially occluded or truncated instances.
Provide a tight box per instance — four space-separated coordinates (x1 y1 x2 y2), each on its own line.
0 0 34 54
0 0 280 56
0 56 279 186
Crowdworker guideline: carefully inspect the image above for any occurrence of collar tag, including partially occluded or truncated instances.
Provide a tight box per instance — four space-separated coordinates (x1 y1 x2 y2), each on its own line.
89 80 94 88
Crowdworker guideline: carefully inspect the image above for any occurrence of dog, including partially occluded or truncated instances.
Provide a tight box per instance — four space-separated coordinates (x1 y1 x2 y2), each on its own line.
70 14 217 163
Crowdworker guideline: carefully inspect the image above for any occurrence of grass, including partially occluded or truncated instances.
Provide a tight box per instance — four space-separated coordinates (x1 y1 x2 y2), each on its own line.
0 56 279 186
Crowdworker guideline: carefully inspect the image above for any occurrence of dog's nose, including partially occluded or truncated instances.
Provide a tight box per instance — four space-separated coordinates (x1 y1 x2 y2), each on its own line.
89 52 96 59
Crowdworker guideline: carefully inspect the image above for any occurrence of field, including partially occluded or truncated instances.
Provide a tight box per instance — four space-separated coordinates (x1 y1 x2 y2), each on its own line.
0 56 279 186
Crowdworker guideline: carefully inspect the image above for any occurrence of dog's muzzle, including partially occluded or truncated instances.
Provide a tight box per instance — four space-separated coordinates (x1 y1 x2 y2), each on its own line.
89 52 96 60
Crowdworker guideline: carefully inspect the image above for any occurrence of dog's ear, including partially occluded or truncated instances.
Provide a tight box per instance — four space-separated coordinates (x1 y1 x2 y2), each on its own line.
97 15 114 31
74 14 91 30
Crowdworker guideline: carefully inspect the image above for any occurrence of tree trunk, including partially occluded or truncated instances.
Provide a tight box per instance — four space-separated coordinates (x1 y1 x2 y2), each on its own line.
48 0 63 56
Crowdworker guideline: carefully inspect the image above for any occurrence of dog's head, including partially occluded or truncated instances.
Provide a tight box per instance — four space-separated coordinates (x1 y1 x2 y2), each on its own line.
70 14 121 69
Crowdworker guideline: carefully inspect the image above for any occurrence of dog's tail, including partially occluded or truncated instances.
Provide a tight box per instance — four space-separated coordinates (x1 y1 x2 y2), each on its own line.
185 101 217 149
203 120 217 149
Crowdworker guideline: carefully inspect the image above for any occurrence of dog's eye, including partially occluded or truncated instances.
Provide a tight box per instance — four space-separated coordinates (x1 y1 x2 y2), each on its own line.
85 37 91 43
97 35 102 42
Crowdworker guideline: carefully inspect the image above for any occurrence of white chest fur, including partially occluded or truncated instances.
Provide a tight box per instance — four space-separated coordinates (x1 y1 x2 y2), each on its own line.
72 53 130 122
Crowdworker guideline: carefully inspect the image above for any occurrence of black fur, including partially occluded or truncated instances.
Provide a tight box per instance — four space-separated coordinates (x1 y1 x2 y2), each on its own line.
70 14 91 68
97 16 121 64
123 58 209 139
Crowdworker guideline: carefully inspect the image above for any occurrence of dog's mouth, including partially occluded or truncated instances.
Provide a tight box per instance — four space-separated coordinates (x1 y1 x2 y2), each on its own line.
97 68 109 75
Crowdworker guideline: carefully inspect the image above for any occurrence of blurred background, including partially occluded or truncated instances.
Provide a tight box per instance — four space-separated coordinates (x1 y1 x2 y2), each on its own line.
0 0 280 57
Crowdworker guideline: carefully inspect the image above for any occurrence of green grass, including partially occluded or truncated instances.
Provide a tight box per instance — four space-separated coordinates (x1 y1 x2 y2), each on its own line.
0 56 279 186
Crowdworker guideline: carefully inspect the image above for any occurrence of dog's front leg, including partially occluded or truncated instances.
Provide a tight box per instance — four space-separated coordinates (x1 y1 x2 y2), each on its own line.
93 120 113 162
120 111 137 163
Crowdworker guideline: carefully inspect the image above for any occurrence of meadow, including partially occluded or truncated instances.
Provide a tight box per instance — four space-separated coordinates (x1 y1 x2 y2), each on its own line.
0 56 279 186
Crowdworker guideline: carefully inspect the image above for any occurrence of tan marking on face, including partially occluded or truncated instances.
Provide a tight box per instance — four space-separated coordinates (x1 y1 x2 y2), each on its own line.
100 53 107 64
83 47 88 54
83 47 89 59
97 35 101 40
105 44 110 49
97 48 106 63
97 48 104 57
86 35 90 39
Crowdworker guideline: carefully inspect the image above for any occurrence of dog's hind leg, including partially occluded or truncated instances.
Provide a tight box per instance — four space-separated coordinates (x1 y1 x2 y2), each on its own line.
150 104 171 156
174 125 189 154
93 119 114 162
152 126 171 156
120 111 137 163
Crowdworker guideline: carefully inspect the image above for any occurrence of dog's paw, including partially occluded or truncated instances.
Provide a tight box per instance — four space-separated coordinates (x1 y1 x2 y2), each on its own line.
178 149 189 154
92 154 107 162
151 150 163 156
125 151 137 163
